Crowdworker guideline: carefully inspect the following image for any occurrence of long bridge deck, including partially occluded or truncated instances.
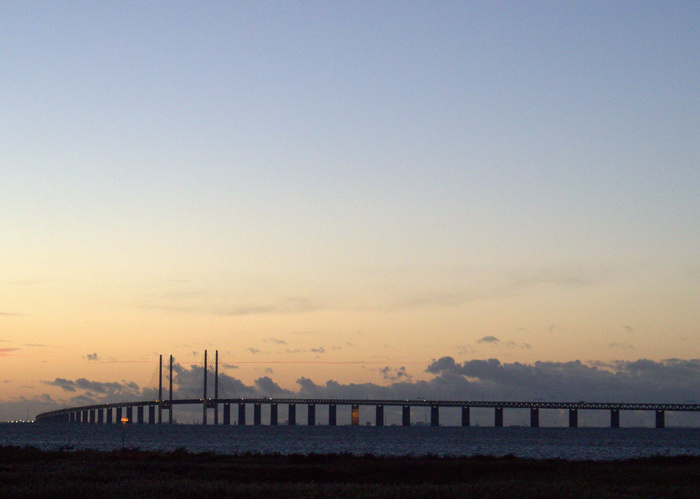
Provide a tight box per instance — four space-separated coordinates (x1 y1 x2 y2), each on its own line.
35 398 700 428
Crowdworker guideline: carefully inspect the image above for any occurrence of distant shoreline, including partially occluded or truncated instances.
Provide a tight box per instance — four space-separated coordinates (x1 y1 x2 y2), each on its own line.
2 446 699 497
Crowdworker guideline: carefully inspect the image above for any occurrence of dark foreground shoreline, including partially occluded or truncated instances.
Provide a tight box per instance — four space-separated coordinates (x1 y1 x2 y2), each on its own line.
1 446 699 498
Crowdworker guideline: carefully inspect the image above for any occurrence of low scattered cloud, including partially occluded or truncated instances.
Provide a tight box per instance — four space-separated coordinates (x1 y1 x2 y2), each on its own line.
0 348 19 357
506 341 531 349
6 355 700 423
477 336 499 344
264 338 287 345
85 353 99 361
609 343 634 349
310 347 326 354
379 366 412 382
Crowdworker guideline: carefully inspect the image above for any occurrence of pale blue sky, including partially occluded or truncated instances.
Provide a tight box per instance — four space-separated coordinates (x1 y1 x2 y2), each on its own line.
1 2 699 416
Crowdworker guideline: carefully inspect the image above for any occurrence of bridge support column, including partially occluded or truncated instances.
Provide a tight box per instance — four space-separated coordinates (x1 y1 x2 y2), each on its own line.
351 405 360 425
223 404 231 425
98 409 104 424
80 410 87 423
461 406 470 426
288 404 296 425
238 403 246 425
376 405 384 426
307 404 315 426
254 403 262 425
116 407 122 424
530 408 539 428
430 405 440 426
402 405 411 426
126 406 133 424
106 407 113 424
137 406 144 424
656 410 665 428
90 409 96 424
610 409 620 428
328 404 336 426
569 409 578 428
270 404 278 425
495 407 504 427
149 405 155 424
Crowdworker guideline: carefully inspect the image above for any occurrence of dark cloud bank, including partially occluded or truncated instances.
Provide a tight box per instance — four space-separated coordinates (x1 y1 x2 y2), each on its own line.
4 357 700 425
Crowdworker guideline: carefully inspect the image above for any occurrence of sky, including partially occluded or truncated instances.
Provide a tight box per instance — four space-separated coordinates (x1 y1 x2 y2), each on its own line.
2 2 699 422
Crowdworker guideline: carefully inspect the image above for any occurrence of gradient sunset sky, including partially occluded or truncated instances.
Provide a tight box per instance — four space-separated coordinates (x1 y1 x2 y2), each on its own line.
2 2 699 418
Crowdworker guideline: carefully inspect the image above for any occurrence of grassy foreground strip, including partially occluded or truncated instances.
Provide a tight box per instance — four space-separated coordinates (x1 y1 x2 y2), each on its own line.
1 446 699 498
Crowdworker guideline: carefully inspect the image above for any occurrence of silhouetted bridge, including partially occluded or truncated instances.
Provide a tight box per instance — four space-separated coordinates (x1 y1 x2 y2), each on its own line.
35 351 700 428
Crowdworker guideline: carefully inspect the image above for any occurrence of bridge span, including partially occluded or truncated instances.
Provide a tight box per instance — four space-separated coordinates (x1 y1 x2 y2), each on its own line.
34 351 700 428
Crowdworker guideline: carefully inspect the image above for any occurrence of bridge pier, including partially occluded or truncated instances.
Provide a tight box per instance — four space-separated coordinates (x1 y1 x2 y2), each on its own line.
98 409 104 424
376 405 384 426
656 410 665 428
530 408 539 428
610 409 620 428
307 404 315 426
402 405 411 426
431 405 440 426
328 404 336 426
569 408 578 427
270 403 278 425
149 405 155 424
238 403 246 425
288 404 296 425
461 406 470 426
116 407 123 424
106 407 113 424
223 404 231 425
495 407 504 427
137 406 144 424
254 403 262 425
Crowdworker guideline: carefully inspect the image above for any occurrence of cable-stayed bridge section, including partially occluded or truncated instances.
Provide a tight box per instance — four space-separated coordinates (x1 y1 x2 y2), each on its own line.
35 350 700 428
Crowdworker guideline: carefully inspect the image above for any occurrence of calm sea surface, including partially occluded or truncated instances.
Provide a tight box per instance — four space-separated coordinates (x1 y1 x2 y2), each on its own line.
2 424 700 460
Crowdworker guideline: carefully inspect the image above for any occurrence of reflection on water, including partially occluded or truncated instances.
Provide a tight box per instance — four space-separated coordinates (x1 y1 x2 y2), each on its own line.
1 424 699 460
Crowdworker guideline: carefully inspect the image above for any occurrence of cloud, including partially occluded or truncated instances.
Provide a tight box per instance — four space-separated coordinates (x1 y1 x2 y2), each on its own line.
424 357 700 403
85 353 99 361
264 338 287 345
506 341 531 349
148 294 322 317
609 343 634 349
246 348 261 354
477 336 499 344
310 347 326 354
45 378 76 392
0 348 19 357
43 378 142 398
379 366 412 382
16 356 700 423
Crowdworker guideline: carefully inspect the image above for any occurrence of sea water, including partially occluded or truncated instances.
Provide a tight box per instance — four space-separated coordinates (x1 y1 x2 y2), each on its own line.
2 424 699 460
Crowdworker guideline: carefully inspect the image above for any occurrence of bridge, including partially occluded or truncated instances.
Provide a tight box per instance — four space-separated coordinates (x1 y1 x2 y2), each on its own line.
35 350 700 428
